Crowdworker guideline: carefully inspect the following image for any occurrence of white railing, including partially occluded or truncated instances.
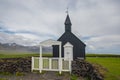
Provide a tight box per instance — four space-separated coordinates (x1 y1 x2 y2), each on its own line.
31 57 71 74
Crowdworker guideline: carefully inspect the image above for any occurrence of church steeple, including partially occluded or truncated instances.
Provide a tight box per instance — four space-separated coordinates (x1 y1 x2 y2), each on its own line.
64 14 72 32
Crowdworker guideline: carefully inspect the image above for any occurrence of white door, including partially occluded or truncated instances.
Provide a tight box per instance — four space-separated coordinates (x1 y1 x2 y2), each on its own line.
64 47 73 60
64 42 73 61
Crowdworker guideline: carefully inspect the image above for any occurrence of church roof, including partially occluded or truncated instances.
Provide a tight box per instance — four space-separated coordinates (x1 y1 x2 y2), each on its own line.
58 32 86 46
64 14 72 25
58 14 86 46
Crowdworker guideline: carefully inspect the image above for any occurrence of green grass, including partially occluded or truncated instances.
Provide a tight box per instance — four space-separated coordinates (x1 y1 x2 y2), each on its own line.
0 51 52 58
86 54 120 57
15 72 25 76
70 74 78 80
34 58 39 68
0 78 8 80
86 57 120 80
0 53 38 58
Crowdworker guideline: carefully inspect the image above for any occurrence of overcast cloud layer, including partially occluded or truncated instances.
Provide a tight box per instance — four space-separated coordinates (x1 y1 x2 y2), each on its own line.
0 0 120 54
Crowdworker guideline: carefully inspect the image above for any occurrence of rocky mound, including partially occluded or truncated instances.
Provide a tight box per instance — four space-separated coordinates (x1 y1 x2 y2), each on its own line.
72 59 104 80
0 58 31 73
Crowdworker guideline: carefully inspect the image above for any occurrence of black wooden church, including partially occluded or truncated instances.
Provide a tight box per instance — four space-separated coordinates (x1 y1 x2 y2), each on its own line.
53 14 86 60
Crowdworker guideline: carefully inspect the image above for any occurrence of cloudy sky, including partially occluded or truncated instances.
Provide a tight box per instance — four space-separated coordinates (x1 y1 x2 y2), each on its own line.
0 0 120 54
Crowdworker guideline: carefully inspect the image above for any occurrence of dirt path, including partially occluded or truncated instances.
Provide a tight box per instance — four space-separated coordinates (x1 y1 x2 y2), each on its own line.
0 72 76 80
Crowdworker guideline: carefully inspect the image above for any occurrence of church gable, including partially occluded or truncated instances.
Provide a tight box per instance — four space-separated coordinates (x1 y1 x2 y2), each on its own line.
58 32 86 47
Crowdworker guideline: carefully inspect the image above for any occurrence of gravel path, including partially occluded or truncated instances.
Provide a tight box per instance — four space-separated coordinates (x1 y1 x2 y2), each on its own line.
0 72 74 80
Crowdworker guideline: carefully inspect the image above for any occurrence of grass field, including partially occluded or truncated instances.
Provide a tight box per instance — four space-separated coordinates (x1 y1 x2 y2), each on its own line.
87 57 120 80
86 54 120 57
0 50 119 58
0 51 52 58
0 51 120 80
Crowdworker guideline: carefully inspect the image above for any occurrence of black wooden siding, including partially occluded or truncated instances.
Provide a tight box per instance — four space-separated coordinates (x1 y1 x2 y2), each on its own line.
53 32 86 60
53 14 86 60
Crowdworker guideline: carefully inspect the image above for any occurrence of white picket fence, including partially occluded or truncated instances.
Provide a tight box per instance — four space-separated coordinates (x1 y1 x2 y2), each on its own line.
31 57 71 74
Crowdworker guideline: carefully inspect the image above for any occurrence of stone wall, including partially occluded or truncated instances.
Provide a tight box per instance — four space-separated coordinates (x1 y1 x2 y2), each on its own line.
72 59 103 80
0 58 31 73
0 58 104 80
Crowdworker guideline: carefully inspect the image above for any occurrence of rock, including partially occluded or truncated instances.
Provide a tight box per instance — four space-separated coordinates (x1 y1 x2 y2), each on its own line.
0 58 31 73
72 59 103 80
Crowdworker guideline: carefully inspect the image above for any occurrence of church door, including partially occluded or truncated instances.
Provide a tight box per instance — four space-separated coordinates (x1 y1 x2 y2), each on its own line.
63 42 73 61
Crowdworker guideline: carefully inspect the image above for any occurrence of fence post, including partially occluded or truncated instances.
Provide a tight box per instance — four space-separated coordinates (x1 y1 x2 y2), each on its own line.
39 45 42 73
49 58 52 70
69 59 71 74
59 58 62 74
59 43 62 74
31 57 34 72
39 58 43 73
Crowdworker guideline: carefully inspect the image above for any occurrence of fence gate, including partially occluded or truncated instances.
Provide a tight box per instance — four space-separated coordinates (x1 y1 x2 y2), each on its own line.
32 57 71 74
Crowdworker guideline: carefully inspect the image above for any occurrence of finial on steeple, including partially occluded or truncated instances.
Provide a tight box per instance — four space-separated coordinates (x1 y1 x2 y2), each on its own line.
64 9 72 32
66 7 69 14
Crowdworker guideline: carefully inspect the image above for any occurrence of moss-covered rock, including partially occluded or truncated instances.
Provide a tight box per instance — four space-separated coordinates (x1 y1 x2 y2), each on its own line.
72 59 103 80
0 58 31 73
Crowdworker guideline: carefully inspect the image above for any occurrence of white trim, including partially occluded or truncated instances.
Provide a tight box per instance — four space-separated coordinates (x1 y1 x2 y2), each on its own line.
33 68 40 70
63 42 73 47
40 39 61 46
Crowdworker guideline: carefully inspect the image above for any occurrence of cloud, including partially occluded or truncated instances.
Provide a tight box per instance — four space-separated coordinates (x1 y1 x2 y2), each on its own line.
71 0 120 36
0 0 120 53
85 35 120 53
0 32 37 46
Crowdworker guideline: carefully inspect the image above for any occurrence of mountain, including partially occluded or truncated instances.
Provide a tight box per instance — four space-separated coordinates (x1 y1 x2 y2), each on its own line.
0 42 52 53
0 42 39 53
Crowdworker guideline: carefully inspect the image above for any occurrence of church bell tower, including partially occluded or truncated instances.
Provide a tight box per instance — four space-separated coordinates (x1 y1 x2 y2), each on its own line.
64 14 72 32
